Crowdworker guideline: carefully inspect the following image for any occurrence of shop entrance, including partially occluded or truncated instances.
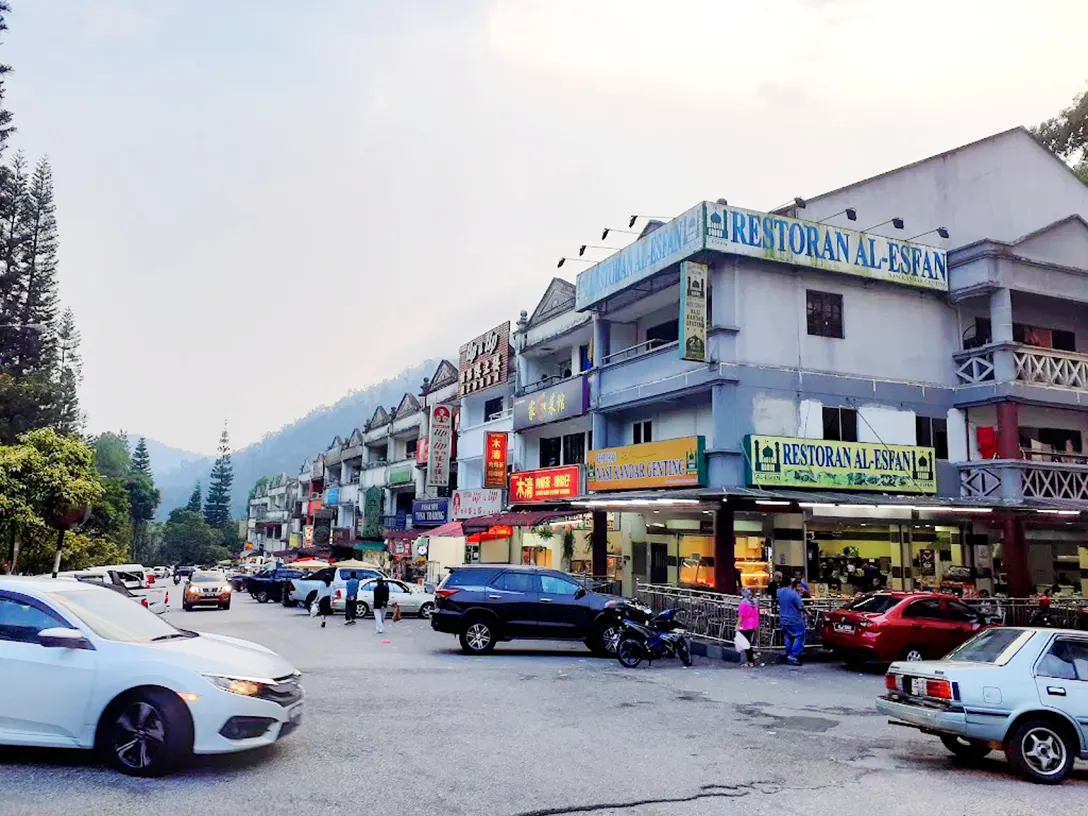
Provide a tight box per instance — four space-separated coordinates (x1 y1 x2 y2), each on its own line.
650 543 668 583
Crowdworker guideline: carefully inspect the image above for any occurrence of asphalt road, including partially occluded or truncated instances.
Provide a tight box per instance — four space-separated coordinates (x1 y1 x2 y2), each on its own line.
1 593 1085 816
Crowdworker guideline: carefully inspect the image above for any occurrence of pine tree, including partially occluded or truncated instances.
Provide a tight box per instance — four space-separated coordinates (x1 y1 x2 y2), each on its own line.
11 156 59 374
0 151 27 361
0 3 13 154
53 307 81 434
186 482 202 512
203 425 234 529
131 437 152 479
126 436 159 563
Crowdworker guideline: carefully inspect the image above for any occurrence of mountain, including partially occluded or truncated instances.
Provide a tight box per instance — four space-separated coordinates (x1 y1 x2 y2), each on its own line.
151 360 442 519
126 435 209 483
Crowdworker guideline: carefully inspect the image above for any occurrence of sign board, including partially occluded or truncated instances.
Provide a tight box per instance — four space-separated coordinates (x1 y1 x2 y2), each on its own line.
416 437 429 464
587 437 706 491
679 261 707 362
325 487 340 506
576 202 705 311
288 533 300 549
919 549 936 577
411 498 450 527
484 431 508 488
451 488 504 519
705 202 947 292
510 465 581 503
745 435 936 494
362 486 382 538
513 376 589 430
389 467 413 485
426 404 453 487
459 321 511 397
303 524 314 546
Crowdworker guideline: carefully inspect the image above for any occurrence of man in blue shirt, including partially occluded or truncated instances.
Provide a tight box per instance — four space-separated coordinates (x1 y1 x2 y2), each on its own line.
777 578 808 666
344 572 360 626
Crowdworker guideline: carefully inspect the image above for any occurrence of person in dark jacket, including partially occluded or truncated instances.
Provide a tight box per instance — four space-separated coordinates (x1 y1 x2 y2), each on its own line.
373 576 390 634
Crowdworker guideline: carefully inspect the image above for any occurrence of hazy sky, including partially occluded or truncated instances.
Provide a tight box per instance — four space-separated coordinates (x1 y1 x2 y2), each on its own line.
5 0 1087 454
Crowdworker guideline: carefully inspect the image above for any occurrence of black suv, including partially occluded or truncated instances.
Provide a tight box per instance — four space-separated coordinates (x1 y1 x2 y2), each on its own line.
430 565 620 655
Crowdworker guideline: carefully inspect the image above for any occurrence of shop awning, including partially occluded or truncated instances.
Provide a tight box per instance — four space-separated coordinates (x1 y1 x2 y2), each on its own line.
383 530 420 543
353 541 387 552
461 510 579 533
713 487 1088 514
422 520 465 538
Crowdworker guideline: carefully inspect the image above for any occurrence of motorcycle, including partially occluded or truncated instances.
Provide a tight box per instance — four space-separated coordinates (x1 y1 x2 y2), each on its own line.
598 598 657 654
615 608 692 668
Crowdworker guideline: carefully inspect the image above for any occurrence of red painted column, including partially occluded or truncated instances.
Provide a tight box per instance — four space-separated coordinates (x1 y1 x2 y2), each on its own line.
1002 516 1032 598
714 505 737 595
591 510 608 577
996 401 1020 459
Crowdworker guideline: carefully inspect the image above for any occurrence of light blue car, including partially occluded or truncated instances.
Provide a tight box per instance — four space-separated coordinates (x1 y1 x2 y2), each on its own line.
876 627 1088 784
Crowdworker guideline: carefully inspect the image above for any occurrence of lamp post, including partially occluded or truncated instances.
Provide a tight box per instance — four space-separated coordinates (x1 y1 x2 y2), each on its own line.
47 505 93 578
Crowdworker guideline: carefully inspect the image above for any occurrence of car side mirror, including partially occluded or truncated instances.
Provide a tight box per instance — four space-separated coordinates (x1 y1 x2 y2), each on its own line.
38 627 91 650
575 587 587 600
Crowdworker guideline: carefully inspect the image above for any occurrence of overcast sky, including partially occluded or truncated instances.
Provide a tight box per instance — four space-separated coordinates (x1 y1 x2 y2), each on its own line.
5 0 1087 454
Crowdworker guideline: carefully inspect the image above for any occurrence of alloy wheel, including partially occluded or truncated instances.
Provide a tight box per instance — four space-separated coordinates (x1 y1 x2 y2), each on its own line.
602 626 621 654
466 623 491 651
420 603 434 619
904 648 924 662
1021 727 1067 776
112 702 166 772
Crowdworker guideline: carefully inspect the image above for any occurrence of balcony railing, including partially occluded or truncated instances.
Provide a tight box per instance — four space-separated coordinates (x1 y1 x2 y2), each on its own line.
602 338 678 366
954 342 1088 391
959 459 1088 502
953 347 994 384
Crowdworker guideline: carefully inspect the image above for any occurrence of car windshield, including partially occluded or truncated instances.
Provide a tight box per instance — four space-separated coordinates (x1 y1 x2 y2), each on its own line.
49 586 191 643
844 595 900 614
946 628 1032 664
192 572 224 583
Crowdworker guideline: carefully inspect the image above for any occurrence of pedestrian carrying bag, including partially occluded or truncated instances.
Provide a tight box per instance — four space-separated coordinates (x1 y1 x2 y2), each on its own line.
734 631 750 653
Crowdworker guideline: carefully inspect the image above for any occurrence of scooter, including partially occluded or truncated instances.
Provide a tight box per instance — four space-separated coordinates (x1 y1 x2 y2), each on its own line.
615 608 692 668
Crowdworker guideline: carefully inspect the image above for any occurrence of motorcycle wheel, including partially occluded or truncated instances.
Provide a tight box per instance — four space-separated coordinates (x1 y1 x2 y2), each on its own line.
677 638 693 667
616 637 644 668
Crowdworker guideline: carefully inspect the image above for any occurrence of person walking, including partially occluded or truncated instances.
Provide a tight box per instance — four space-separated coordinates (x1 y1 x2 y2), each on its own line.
310 574 333 628
737 588 760 667
344 571 360 625
777 578 808 666
373 576 390 634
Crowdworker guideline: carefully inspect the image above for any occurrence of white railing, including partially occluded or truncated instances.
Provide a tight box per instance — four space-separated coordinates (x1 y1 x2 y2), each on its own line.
953 348 995 384
1014 346 1088 390
602 339 678 366
1022 463 1088 501
960 459 1088 501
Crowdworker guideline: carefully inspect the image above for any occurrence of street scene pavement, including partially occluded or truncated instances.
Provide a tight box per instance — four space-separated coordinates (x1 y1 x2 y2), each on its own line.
1 595 1084 816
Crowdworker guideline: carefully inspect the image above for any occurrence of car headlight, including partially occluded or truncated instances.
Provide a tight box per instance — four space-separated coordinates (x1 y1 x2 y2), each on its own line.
203 675 265 697
220 586 231 593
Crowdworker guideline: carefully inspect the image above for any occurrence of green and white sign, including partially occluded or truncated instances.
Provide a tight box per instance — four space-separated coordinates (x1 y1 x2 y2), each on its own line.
679 261 707 362
745 435 936 494
389 467 413 485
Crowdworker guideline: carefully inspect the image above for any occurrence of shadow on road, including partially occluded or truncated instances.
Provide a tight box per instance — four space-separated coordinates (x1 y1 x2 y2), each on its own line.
0 743 283 779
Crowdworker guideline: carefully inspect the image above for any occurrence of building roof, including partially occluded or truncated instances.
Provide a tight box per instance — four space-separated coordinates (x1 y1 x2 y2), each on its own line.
525 278 576 328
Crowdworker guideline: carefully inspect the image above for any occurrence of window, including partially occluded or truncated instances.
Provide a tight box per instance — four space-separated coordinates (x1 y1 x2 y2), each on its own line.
844 595 900 615
633 420 653 445
443 568 501 588
947 629 1031 664
646 319 679 347
492 572 540 593
405 439 418 458
579 344 592 371
1036 640 1088 681
539 436 561 468
484 396 504 420
539 575 580 596
806 290 844 338
916 417 949 460
822 407 857 442
562 432 586 465
51 588 183 643
943 601 979 623
0 596 65 644
902 599 943 619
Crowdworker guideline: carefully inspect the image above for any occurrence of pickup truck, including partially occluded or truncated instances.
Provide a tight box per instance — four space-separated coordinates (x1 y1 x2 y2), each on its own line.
247 568 304 604
57 570 169 614
288 566 385 609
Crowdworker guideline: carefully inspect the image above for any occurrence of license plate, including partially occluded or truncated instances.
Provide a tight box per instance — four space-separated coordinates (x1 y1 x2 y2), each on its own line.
833 623 855 633
289 704 303 724
910 678 926 696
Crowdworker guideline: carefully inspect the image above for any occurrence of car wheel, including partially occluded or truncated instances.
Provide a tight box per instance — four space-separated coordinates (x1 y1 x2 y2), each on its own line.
939 735 992 762
256 590 269 603
616 637 644 668
903 645 925 662
100 689 193 777
220 602 231 610
182 604 191 612
591 620 621 656
459 619 496 654
419 602 434 619
357 602 371 618
1006 718 1076 784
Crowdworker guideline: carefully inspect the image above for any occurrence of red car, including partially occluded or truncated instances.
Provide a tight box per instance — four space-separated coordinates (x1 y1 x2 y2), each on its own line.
821 592 991 664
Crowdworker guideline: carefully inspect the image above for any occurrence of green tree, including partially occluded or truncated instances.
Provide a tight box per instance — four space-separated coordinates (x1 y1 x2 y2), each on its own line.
126 437 159 564
131 437 152 478
1033 84 1088 183
53 307 81 434
0 3 13 154
92 431 130 478
0 151 27 345
10 156 59 375
161 508 227 566
203 425 233 529
186 482 202 512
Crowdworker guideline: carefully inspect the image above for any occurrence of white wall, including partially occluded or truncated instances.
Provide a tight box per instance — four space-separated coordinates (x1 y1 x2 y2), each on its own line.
857 405 916 445
615 402 712 447
751 395 801 436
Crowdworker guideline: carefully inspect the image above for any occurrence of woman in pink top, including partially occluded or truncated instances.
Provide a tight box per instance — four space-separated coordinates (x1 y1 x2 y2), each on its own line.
737 588 760 667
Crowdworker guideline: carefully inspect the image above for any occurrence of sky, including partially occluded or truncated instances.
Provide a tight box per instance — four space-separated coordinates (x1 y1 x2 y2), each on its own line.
4 0 1087 455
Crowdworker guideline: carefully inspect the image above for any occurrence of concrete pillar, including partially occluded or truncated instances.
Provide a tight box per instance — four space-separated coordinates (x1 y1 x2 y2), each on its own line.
591 510 608 576
592 314 611 366
592 412 607 451
996 402 1020 459
1002 516 1032 598
989 287 1016 381
714 505 737 595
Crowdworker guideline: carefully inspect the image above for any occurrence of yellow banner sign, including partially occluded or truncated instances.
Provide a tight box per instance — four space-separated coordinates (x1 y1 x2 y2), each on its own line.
587 437 706 491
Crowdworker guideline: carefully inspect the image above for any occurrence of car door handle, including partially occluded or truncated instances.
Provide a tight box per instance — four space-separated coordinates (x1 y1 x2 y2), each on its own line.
540 598 552 603
488 595 502 600
1046 686 1067 697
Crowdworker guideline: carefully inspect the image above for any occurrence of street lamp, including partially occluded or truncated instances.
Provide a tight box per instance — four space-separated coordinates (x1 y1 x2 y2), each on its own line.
908 226 950 240
557 257 595 269
861 217 905 232
601 227 638 241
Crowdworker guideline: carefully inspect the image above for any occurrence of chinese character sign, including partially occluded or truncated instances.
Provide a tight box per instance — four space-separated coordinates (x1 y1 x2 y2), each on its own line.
484 431 508 488
459 321 511 397
509 466 581 503
426 404 453 487
512 375 588 431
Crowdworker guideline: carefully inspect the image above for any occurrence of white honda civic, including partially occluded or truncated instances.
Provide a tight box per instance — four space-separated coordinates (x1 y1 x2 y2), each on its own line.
0 576 303 776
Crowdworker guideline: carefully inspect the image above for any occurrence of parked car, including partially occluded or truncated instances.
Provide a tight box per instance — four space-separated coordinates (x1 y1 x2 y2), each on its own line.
333 577 434 618
877 627 1088 784
247 568 304 604
0 576 302 776
182 571 232 611
430 565 620 655
150 567 170 580
58 571 168 615
821 591 993 664
287 566 384 608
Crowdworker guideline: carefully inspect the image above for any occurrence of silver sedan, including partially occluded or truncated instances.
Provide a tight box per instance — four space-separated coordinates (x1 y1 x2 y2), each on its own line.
331 579 435 619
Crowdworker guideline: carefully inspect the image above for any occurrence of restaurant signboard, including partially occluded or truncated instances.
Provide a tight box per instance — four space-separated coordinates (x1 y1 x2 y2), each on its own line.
451 488 504 519
484 431 508 488
510 465 581 504
513 375 588 430
458 321 512 397
587 437 706 491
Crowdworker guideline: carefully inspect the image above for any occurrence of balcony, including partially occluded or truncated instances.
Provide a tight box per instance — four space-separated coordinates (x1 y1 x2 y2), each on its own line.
959 459 1088 502
597 340 718 410
338 483 359 506
954 343 1088 402
457 411 514 461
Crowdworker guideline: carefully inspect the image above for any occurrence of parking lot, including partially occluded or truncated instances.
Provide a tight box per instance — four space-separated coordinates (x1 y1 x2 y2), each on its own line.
1 593 1084 816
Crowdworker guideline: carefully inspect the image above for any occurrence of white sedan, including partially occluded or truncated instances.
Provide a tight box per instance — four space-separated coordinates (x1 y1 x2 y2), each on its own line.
0 577 303 776
332 578 435 618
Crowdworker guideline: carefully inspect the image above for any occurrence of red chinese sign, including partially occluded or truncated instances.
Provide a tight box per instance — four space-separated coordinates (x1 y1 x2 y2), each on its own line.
510 466 581 503
484 431 508 489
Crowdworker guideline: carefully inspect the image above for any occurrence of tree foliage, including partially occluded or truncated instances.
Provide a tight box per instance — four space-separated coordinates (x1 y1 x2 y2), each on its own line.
203 426 233 529
93 431 131 478
1033 84 1088 183
186 482 202 512
160 509 229 566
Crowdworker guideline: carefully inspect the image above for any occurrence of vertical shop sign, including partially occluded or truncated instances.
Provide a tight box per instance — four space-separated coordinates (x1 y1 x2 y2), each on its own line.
426 404 453 487
362 487 382 539
919 549 936 577
303 524 314 547
679 261 707 362
484 431 508 488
